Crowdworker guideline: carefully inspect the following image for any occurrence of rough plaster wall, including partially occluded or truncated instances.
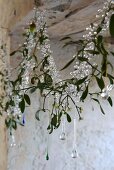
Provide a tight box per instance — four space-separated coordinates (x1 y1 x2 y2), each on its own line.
0 1 37 169
0 0 34 29
8 39 114 170
0 29 11 170
0 117 7 170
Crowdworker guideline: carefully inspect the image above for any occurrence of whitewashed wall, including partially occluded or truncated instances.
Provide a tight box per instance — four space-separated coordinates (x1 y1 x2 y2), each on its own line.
8 39 114 170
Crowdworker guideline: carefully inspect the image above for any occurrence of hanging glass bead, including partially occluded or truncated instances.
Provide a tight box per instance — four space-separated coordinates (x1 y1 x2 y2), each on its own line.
71 148 78 158
10 135 16 147
22 115 26 125
59 119 66 140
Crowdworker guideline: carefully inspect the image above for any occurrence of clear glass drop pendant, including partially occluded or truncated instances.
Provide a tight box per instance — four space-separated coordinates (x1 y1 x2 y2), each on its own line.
71 148 78 158
22 115 25 125
101 88 109 99
59 132 66 140
10 135 16 147
71 119 78 158
59 119 66 140
101 84 114 99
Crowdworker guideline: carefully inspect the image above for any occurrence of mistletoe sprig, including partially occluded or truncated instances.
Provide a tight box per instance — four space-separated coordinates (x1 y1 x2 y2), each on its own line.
1 1 114 134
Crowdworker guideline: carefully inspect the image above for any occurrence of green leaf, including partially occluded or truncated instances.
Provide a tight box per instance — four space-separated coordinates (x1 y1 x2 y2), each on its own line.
80 86 88 101
10 50 17 56
107 74 114 84
47 124 53 134
12 120 17 130
92 98 100 104
85 50 99 55
1 45 3 49
96 26 102 34
23 48 28 57
63 39 85 47
35 110 40 121
97 35 103 44
29 22 36 32
9 100 15 106
60 57 76 71
91 98 105 114
46 152 49 160
5 102 10 111
5 118 11 128
101 43 108 55
58 111 62 120
107 74 114 79
27 56 32 61
10 81 16 87
77 76 88 85
33 54 38 62
95 76 105 90
30 87 37 93
51 115 57 127
66 113 72 123
24 94 31 105
19 98 25 113
109 14 114 37
37 81 46 94
5 118 17 130
108 77 113 84
100 105 105 115
107 97 113 107
40 57 49 71
78 57 88 62
39 28 48 45
44 74 53 86
67 78 76 84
